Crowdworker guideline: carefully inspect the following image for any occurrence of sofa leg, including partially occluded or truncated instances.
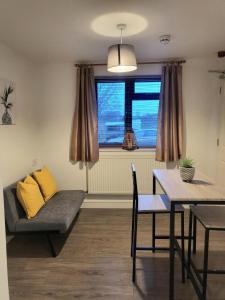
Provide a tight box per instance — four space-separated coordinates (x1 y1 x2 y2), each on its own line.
46 234 57 257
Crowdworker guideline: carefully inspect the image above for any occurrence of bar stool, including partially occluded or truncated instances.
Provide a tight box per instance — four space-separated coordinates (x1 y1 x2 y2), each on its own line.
131 163 185 283
188 206 225 300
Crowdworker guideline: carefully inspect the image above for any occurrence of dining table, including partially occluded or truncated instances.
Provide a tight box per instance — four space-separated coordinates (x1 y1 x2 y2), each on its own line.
152 169 225 300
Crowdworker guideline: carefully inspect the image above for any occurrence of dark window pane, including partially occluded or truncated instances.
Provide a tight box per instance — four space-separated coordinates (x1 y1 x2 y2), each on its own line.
135 81 161 93
132 100 159 147
97 82 125 144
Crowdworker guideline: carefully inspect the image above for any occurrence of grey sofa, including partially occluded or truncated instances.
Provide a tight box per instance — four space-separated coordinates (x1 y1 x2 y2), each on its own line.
4 181 85 256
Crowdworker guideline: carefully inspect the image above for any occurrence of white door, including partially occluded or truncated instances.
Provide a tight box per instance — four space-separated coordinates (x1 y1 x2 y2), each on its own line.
217 83 225 186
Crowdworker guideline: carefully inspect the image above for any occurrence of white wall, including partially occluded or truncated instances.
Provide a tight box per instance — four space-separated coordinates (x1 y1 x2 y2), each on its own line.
183 57 225 179
37 63 87 190
37 56 225 190
0 42 43 300
0 42 42 300
0 43 41 186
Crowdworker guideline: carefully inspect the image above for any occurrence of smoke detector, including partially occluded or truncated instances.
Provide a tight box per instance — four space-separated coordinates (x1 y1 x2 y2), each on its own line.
160 35 171 45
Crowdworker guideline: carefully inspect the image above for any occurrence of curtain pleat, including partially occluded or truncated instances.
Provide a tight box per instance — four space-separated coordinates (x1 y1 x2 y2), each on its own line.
156 64 184 162
70 65 99 163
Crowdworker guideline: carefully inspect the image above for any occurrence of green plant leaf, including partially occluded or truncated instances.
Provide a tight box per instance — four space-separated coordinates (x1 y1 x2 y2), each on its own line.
180 157 194 168
1 84 14 104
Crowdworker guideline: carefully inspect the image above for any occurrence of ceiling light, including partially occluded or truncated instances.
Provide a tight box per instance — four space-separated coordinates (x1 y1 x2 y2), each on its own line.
107 24 137 73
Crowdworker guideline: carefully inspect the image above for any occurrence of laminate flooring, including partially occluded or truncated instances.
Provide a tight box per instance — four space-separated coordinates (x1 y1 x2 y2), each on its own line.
7 209 225 300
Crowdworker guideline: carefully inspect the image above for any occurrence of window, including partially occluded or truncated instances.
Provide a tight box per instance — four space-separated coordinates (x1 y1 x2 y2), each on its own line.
96 76 161 147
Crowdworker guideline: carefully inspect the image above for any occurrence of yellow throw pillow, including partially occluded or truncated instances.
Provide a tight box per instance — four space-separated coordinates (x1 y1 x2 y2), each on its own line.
33 166 58 201
17 176 45 219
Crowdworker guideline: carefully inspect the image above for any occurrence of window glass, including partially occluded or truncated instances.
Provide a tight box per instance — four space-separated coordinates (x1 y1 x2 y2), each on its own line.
96 78 161 147
132 100 159 147
97 82 125 144
134 81 161 93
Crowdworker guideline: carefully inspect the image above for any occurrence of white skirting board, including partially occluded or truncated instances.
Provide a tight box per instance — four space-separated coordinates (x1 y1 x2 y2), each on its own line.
82 200 189 209
81 194 190 209
82 194 132 208
82 199 133 209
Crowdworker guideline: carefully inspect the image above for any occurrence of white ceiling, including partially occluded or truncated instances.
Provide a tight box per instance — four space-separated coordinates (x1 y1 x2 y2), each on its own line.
0 0 225 63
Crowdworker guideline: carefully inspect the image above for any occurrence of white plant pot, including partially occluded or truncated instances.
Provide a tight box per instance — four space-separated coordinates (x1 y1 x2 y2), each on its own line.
180 167 195 182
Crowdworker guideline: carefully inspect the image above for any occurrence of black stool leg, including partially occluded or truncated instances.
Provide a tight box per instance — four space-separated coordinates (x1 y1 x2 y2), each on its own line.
152 213 156 253
132 210 138 283
193 215 197 254
181 212 185 283
187 209 193 278
202 229 209 300
131 198 135 257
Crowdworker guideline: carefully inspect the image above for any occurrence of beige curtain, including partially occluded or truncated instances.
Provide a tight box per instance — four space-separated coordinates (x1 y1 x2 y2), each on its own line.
156 64 184 162
70 65 99 163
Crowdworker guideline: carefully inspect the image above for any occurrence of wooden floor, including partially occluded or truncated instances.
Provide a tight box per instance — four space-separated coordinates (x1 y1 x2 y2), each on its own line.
7 209 225 300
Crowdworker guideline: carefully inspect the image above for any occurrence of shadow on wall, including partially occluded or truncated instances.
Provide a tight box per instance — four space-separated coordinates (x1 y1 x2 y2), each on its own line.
69 160 95 171
166 161 179 169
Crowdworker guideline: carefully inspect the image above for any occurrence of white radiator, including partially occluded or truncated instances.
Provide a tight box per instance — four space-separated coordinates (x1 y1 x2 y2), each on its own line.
87 151 165 194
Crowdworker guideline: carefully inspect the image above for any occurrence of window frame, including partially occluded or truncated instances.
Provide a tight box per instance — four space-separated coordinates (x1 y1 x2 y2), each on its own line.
95 75 161 148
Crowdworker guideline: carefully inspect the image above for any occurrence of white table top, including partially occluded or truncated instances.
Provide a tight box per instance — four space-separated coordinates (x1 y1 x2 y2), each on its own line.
153 169 225 203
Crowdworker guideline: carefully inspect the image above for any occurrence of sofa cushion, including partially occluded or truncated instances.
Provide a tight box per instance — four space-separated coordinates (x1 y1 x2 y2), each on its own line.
17 176 45 219
15 190 85 233
33 166 58 201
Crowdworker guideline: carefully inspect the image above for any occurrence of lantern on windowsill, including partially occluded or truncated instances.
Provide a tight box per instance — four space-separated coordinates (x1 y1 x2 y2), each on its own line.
122 129 139 151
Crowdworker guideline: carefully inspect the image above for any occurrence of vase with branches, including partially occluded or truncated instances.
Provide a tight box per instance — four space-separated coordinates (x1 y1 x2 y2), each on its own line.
1 85 14 125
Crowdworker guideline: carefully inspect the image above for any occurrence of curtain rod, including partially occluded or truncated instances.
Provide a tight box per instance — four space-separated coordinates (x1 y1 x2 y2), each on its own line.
74 59 186 67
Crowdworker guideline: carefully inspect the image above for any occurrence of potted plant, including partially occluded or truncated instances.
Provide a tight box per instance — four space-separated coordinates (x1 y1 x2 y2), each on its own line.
1 85 14 125
179 157 195 182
